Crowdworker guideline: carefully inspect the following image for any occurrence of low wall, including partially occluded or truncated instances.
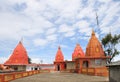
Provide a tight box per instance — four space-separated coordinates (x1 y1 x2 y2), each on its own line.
81 67 108 77
0 69 51 82
94 67 109 76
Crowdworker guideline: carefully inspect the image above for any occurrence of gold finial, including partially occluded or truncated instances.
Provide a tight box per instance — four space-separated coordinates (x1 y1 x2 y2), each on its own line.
58 46 61 49
92 29 95 36
19 37 23 44
76 43 80 46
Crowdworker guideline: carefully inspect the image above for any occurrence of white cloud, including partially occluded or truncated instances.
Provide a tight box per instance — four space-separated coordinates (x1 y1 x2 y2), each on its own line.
0 57 7 64
0 0 120 63
65 31 75 37
31 56 54 64
31 58 41 64
58 24 75 33
77 7 95 20
46 34 57 41
75 20 90 29
46 28 57 35
98 0 112 3
60 44 68 48
58 24 76 37
33 38 47 46
0 12 31 39
74 20 91 36
98 1 120 34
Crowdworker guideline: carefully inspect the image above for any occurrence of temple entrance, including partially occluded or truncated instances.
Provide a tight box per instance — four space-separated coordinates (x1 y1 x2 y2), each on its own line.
86 61 89 68
64 64 66 69
83 61 89 68
35 68 38 70
57 64 60 71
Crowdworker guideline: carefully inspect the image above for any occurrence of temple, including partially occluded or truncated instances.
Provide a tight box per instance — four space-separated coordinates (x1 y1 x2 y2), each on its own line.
2 30 109 76
86 30 105 57
54 46 65 71
4 41 29 71
54 30 110 76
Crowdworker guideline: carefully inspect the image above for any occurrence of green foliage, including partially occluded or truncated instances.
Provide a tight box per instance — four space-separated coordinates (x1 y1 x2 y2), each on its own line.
101 33 120 63
28 57 32 64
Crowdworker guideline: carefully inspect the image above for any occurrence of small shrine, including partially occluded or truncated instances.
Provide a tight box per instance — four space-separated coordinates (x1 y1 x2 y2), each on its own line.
54 46 65 71
4 41 29 71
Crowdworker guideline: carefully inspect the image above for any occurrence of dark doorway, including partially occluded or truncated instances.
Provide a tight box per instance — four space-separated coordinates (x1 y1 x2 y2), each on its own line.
64 64 66 69
35 68 38 70
14 67 18 70
57 65 60 71
83 61 89 68
86 61 89 68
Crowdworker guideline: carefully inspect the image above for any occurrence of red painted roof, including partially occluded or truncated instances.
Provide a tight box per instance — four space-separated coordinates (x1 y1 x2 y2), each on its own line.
4 41 28 65
72 43 85 60
55 46 64 62
86 30 105 57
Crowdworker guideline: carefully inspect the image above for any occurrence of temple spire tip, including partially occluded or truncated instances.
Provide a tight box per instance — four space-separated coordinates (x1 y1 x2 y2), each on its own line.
92 29 95 35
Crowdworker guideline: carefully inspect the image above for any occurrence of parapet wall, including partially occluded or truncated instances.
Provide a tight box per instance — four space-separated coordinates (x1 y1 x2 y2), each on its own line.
81 67 109 77
0 69 52 82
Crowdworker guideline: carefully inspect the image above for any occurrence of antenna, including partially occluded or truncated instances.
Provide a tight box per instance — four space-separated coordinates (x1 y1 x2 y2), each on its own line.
95 11 101 41
96 12 99 27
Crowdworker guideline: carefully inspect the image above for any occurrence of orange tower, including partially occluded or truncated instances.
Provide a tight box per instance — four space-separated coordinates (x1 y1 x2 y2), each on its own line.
86 30 105 57
72 43 85 60
4 41 28 65
55 46 64 62
54 46 65 71
82 29 109 76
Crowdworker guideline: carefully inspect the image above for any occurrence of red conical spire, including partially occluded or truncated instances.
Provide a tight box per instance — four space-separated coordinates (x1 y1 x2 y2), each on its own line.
4 41 28 65
55 46 64 62
86 30 105 57
72 43 85 60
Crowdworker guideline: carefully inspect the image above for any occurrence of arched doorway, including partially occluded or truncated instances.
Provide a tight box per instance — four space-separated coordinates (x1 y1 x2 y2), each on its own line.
57 64 60 71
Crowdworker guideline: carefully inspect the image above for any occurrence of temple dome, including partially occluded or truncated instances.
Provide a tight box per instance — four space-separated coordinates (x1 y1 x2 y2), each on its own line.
55 46 64 62
85 30 105 57
72 43 85 60
4 41 28 65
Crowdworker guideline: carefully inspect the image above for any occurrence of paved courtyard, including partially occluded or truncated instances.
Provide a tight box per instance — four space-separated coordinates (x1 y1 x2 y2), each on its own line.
11 73 109 82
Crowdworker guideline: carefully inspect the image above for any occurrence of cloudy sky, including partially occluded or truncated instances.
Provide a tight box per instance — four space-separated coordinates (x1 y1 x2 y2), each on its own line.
0 0 120 64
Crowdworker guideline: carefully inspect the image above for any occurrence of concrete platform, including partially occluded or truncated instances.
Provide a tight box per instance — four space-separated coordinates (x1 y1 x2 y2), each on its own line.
11 73 109 82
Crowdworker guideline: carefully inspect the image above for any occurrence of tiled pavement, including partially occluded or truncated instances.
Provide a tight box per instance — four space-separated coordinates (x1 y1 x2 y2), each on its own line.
11 73 109 82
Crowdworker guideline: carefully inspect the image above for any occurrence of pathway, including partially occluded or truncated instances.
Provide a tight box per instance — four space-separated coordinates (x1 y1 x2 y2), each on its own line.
11 73 109 82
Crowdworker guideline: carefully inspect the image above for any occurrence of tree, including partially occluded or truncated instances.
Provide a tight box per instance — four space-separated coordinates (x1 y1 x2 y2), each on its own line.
101 33 120 63
28 57 32 64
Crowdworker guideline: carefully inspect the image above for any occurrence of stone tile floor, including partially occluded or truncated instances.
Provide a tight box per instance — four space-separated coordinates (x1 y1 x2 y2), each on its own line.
11 73 109 82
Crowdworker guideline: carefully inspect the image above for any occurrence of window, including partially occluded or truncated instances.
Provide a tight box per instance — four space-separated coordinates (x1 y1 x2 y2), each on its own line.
95 59 102 65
